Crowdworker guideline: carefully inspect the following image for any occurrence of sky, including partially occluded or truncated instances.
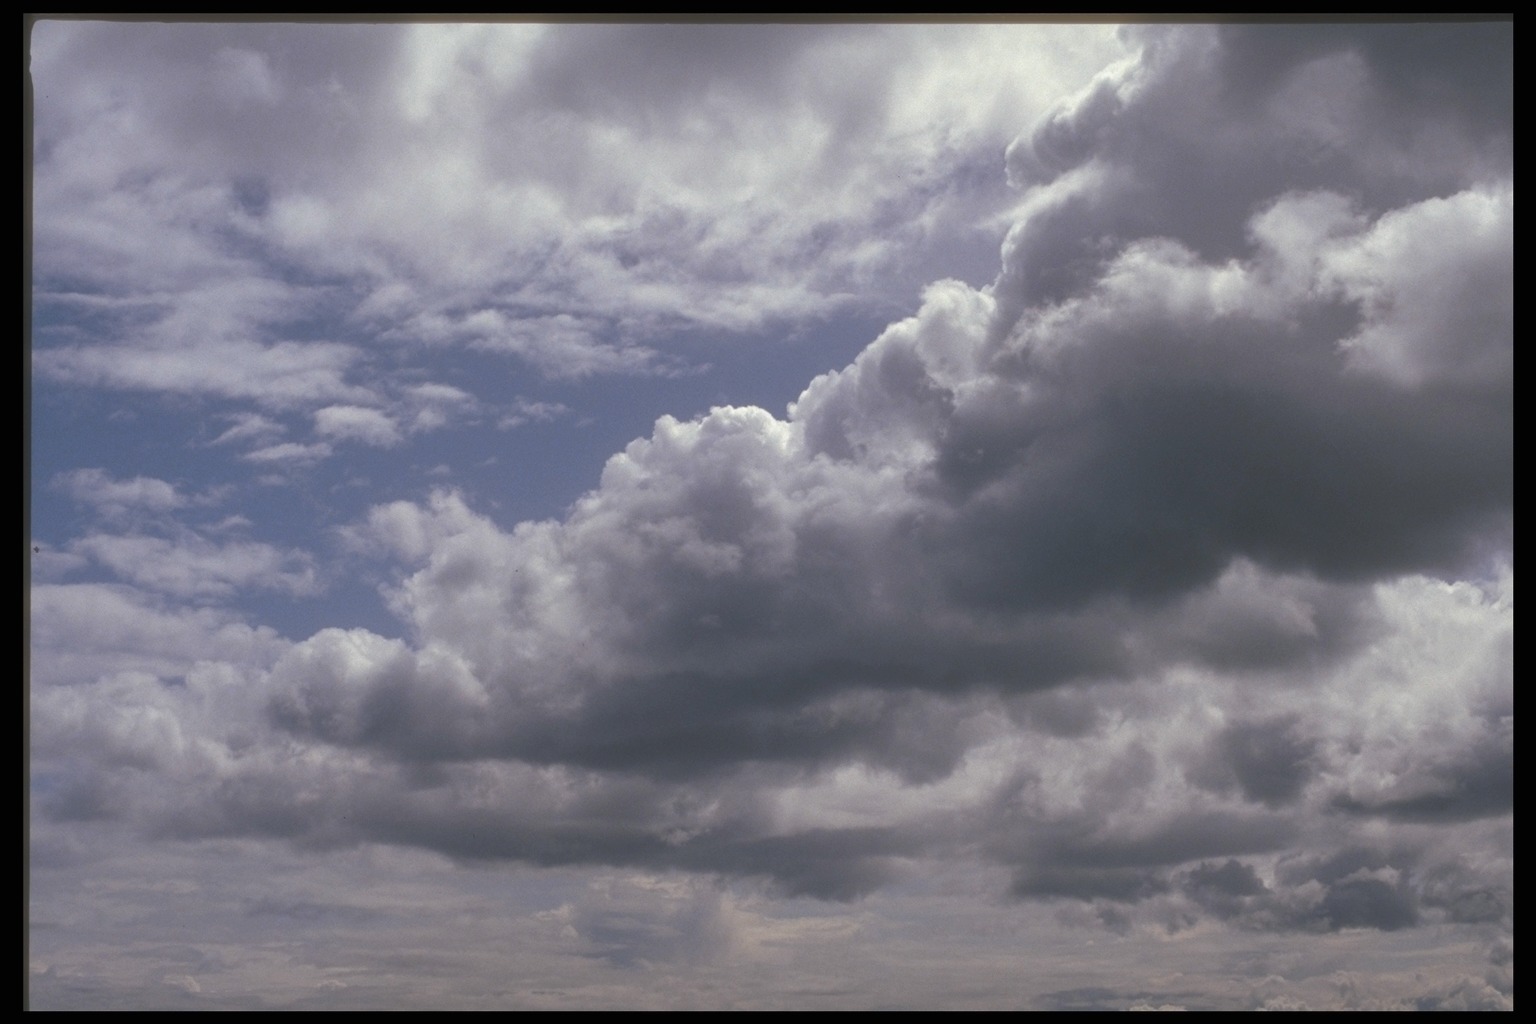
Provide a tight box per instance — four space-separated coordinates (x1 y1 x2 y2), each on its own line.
27 18 1512 1011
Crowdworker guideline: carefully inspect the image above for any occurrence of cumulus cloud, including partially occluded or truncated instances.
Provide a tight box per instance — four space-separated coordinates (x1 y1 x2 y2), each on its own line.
30 20 1510 1010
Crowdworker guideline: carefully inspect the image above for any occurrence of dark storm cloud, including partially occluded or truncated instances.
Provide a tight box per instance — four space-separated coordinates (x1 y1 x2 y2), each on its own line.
1329 724 1513 823
1316 877 1418 931
508 679 990 784
674 828 914 902
1168 854 1426 935
1014 865 1169 903
1194 717 1316 808
1004 812 1292 902
1272 846 1421 932
152 746 911 900
1418 860 1512 925
1027 845 1435 937
1181 859 1268 917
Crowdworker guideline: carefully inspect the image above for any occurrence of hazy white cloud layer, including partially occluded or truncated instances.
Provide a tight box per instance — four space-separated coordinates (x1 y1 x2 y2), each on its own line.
31 21 1510 1010
33 22 1121 428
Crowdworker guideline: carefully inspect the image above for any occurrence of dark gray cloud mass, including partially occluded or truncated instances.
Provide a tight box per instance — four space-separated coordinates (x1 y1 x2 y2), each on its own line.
30 21 1511 1010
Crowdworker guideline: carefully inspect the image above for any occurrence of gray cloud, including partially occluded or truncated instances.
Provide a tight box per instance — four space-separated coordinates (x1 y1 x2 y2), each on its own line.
1196 717 1316 808
561 875 740 969
1003 811 1292 903
997 24 1510 324
30 22 1511 987
1330 721 1512 824
258 176 1509 790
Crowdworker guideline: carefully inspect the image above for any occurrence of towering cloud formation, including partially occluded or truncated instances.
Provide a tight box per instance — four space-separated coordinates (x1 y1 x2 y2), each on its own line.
31 22 1510 1011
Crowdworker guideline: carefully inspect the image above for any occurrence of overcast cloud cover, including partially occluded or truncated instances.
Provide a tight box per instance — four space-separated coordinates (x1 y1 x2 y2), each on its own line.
29 20 1512 1011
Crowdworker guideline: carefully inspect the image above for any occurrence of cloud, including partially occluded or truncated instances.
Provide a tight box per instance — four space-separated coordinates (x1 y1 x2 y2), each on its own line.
458 312 670 379
200 387 475 463
31 21 1125 408
68 533 320 600
313 405 402 448
402 382 478 433
52 468 186 517
558 874 743 968
30 21 1511 1007
30 582 288 690
37 336 371 411
1196 717 1316 808
242 441 333 465
275 129 1508 786
498 397 571 431
42 463 324 619
209 412 285 448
